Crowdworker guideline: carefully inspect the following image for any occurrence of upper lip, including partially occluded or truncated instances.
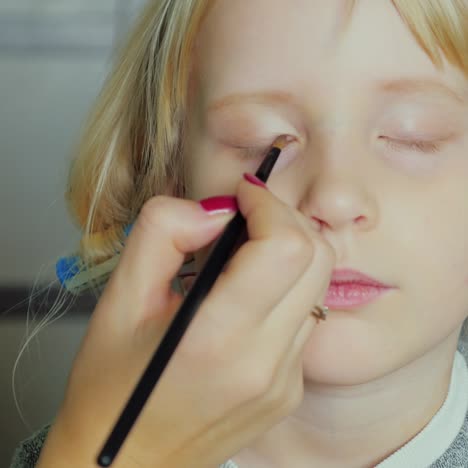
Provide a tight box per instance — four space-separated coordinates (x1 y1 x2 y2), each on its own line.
330 269 394 288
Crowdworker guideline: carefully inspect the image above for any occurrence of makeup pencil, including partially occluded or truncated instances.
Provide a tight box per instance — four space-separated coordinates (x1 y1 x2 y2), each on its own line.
96 135 289 467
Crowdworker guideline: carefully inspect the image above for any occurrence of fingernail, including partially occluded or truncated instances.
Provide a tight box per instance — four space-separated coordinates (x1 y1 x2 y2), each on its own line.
199 195 238 215
243 173 268 189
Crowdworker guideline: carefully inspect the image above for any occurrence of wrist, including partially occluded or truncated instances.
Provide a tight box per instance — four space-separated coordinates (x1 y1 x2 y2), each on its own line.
36 419 96 468
35 418 182 468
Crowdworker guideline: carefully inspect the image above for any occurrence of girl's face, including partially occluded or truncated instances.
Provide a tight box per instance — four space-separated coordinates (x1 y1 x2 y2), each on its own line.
182 0 468 385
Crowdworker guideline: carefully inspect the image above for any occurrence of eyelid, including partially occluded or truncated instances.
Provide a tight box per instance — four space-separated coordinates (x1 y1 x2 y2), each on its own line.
379 136 443 153
385 130 457 142
244 144 298 162
378 112 464 140
233 136 297 159
236 146 269 159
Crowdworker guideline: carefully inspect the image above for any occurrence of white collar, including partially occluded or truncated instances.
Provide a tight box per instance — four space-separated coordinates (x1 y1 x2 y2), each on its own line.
376 350 468 468
224 350 468 468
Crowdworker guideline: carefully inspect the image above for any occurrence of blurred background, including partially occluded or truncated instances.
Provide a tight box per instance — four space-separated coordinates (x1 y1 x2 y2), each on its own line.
0 1 146 465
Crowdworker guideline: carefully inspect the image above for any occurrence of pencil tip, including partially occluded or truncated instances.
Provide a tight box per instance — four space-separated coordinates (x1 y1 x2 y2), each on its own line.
272 135 293 150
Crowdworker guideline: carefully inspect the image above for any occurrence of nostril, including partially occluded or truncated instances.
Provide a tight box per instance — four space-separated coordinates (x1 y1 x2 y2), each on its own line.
310 217 324 231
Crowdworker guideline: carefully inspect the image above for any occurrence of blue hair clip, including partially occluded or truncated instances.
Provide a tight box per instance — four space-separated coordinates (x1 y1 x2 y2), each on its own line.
56 255 81 287
123 223 134 237
55 223 134 287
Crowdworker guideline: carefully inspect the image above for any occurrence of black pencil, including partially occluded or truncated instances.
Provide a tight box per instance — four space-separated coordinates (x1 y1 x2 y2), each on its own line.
96 135 289 467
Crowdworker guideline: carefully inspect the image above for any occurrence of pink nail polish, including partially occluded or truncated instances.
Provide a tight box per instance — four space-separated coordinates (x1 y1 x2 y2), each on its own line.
199 195 238 215
243 173 268 189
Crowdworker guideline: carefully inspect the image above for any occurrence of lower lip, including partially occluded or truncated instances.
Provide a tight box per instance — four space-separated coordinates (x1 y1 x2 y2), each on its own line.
324 283 393 310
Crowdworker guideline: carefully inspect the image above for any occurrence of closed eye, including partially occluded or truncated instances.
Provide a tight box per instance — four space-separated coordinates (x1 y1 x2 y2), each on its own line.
379 136 442 154
236 146 269 159
237 136 445 159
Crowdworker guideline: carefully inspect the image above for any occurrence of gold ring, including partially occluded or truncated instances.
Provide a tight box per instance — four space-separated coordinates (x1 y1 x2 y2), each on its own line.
311 305 329 324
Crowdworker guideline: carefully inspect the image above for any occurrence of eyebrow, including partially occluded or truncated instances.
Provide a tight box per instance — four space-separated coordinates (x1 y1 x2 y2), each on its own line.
206 91 299 113
376 78 466 104
206 78 466 113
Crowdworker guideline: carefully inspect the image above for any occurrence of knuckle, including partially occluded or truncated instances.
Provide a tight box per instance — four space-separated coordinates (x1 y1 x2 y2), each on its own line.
261 360 305 414
266 369 304 414
138 195 173 228
181 326 227 368
263 381 287 412
201 337 228 368
267 377 303 415
314 236 337 265
272 229 315 263
283 377 304 412
242 365 276 400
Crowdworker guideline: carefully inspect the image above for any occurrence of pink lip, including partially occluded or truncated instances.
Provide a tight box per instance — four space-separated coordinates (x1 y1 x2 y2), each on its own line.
325 268 395 310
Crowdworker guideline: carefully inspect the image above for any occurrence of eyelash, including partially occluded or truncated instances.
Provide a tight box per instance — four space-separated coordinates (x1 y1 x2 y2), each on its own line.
380 137 442 154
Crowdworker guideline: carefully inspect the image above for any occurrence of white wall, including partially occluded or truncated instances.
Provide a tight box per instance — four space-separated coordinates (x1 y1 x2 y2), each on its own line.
1 2 147 466
0 0 146 285
1 318 88 465
0 56 109 285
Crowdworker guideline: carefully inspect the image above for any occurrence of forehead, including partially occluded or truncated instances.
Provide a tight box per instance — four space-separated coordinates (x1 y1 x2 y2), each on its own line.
194 0 466 104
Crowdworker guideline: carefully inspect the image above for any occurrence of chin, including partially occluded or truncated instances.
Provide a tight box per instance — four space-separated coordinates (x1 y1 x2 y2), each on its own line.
300 317 401 386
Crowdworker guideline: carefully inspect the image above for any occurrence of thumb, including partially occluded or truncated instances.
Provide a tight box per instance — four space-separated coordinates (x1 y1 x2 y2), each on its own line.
97 197 235 333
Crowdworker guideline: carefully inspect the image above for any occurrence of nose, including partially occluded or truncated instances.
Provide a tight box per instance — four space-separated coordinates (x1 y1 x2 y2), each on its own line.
299 161 378 235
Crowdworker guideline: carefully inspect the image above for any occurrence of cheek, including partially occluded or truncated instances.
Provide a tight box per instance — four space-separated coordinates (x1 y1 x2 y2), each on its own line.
410 204 468 320
386 181 468 322
418 216 468 282
439 206 468 267
410 173 468 276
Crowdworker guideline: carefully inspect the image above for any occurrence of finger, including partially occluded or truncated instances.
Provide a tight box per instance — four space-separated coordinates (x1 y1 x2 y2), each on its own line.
204 177 317 329
271 314 315 411
210 316 316 451
268 235 335 333
98 196 235 331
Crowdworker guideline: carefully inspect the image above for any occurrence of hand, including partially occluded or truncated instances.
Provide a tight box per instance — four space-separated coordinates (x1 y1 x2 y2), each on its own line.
37 176 335 468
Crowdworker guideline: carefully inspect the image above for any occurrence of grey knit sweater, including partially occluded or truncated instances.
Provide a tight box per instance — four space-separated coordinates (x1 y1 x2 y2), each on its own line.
10 338 468 468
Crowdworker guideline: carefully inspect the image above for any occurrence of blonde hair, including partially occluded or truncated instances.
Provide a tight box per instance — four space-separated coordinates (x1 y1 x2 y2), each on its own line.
61 0 468 293
61 0 213 293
